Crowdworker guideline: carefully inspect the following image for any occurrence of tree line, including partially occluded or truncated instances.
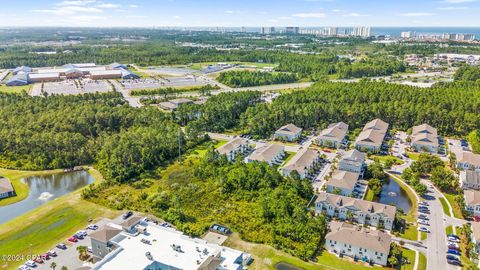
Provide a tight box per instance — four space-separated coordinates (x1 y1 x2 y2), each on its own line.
217 70 298 87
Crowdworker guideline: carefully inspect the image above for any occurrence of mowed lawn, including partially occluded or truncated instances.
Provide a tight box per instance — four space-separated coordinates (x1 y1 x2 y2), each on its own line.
0 168 64 207
0 168 119 269
0 84 33 94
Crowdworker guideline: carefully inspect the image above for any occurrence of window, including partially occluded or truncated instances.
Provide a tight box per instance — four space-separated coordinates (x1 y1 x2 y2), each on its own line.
375 252 377 255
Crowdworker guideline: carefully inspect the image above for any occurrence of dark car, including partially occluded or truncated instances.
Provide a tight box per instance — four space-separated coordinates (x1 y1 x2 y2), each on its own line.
447 259 461 266
447 249 461 256
56 243 67 250
448 244 459 251
123 211 133 220
447 234 460 240
446 255 460 261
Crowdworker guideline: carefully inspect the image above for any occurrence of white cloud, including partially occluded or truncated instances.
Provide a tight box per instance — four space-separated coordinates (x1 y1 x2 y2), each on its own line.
128 4 138 8
173 15 181 19
292 12 326 18
343 12 368 17
56 0 97 6
400 12 435 17
332 9 345 13
225 10 234 14
437 6 468 9
96 3 120 9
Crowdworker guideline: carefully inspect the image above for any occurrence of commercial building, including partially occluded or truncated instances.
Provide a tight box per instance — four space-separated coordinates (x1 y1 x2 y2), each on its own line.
90 218 250 270
316 122 348 149
325 170 360 196
158 98 193 111
280 148 321 179
247 144 285 166
410 124 439 153
460 170 480 190
355 119 389 153
0 177 15 199
28 73 61 83
274 124 302 142
338 149 366 174
464 189 480 218
314 192 396 230
6 73 29 86
216 138 252 162
285 27 300 34
13 66 32 75
456 151 480 171
325 221 391 266
261 27 275 35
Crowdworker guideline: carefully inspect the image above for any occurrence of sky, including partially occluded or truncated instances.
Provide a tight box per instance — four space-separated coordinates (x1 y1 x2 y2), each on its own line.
1 0 479 27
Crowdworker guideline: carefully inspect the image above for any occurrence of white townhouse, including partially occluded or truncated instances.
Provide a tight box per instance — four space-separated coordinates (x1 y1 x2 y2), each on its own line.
247 144 285 166
0 177 14 199
325 221 391 266
456 151 480 171
464 189 480 219
280 148 321 179
460 170 480 190
316 122 349 149
355 119 389 153
338 149 366 174
471 222 480 254
314 192 396 230
410 123 439 153
274 124 302 142
216 138 252 162
325 170 360 197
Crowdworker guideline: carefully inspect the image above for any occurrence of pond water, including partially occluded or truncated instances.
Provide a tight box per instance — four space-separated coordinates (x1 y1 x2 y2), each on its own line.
275 262 304 270
0 171 94 224
375 177 412 213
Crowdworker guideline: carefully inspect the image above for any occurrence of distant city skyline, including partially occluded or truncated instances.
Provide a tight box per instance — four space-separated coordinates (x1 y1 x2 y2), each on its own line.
2 0 480 27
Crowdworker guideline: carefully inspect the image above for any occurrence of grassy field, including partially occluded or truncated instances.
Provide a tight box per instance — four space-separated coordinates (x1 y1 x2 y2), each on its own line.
364 188 375 201
0 168 64 207
401 248 416 270
188 139 228 158
0 168 119 269
444 193 463 219
280 151 296 166
370 155 404 165
406 152 420 161
445 225 453 235
388 174 419 241
439 197 451 217
421 231 427 240
225 233 386 270
0 84 33 94
418 252 427 270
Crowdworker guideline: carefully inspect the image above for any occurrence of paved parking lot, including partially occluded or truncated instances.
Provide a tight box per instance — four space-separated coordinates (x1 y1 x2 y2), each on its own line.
31 79 113 96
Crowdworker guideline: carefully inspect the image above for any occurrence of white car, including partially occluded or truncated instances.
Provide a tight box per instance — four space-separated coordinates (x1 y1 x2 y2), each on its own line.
448 242 459 248
48 250 57 256
25 261 36 268
418 227 430 233
87 224 98 230
77 230 88 237
417 220 429 226
18 266 31 270
448 237 460 243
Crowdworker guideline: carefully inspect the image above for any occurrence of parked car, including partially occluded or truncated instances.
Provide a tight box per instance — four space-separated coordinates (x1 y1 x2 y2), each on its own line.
33 257 43 264
447 259 461 266
446 254 460 261
77 230 88 237
418 227 430 232
447 234 460 240
418 215 429 220
24 261 36 268
56 243 67 249
448 242 459 249
448 237 460 243
87 246 93 253
419 201 429 206
447 249 461 256
418 220 429 226
123 211 133 220
448 244 460 250
87 224 98 230
17 266 31 270
41 253 50 260
48 250 57 257
68 237 78 243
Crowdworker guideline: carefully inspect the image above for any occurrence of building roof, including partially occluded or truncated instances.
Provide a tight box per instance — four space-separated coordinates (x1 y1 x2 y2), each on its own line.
327 170 360 191
28 73 60 80
341 149 366 164
412 124 437 137
13 66 32 75
276 124 302 136
119 68 139 79
465 189 480 206
89 70 122 77
169 98 193 105
281 148 319 175
120 215 143 229
461 170 480 186
471 222 480 243
363 119 389 132
326 221 392 254
355 129 386 147
216 138 248 156
158 102 178 110
318 122 348 142
0 178 14 194
6 73 29 86
457 151 480 167
89 225 122 243
248 144 284 163
411 133 439 147
315 192 396 219
93 223 246 270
